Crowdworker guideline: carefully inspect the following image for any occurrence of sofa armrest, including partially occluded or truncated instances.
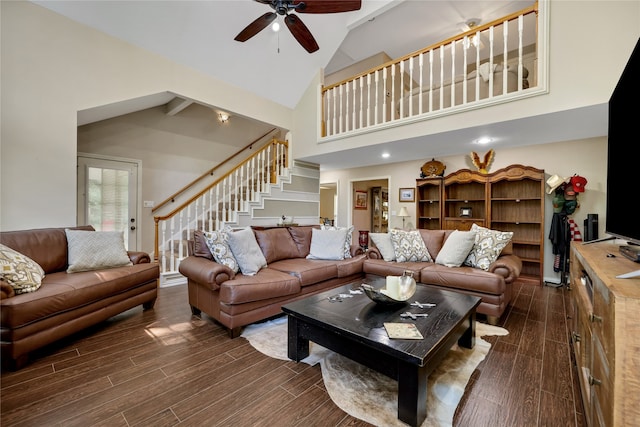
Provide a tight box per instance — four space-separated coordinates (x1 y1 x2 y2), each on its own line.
350 244 365 257
366 247 383 260
178 256 234 290
1 277 15 300
128 251 151 264
488 254 523 284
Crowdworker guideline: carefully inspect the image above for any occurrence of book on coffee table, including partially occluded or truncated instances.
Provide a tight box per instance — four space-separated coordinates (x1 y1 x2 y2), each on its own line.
384 322 424 339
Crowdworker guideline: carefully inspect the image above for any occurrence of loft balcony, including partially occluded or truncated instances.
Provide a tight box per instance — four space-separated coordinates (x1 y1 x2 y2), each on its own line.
319 3 543 141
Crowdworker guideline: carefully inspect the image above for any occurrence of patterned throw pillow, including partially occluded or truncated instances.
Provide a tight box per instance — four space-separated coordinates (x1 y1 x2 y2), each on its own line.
65 229 133 273
321 225 354 259
464 223 514 271
390 229 432 262
0 243 45 294
203 226 239 273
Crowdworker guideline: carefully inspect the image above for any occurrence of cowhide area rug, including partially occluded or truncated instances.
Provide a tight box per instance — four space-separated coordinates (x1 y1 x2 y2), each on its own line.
241 316 508 427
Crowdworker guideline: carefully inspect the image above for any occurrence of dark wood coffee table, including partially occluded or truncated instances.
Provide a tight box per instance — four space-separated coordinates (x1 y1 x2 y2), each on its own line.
282 275 481 427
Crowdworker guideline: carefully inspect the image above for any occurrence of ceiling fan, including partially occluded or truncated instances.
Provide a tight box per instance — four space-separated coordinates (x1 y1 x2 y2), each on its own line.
234 0 362 53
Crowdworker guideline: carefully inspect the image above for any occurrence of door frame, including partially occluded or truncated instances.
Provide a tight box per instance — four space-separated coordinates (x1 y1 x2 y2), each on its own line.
77 152 143 250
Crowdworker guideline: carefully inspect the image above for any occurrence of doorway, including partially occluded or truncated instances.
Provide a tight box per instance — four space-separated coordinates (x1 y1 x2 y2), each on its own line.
77 154 141 250
320 182 337 226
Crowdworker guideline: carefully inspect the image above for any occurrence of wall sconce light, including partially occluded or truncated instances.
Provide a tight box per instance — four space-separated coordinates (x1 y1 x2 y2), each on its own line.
218 112 230 123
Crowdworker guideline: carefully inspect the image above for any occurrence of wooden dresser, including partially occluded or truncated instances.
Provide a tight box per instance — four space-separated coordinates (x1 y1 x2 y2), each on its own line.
569 241 640 426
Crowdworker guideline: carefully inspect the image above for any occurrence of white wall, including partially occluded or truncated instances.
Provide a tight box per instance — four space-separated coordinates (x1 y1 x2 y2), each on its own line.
321 137 607 283
0 1 293 231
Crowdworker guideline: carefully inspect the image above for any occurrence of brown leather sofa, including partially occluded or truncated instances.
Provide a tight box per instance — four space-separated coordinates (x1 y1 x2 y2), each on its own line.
0 226 159 370
179 225 366 338
364 229 522 324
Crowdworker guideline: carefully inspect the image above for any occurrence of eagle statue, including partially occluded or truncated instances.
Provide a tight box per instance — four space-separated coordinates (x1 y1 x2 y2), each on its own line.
470 149 495 174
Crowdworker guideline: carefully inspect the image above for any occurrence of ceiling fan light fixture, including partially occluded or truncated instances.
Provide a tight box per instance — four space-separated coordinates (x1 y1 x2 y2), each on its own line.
271 21 281 32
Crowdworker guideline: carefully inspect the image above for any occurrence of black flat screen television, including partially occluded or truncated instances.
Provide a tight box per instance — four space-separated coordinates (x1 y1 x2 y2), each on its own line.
605 37 640 277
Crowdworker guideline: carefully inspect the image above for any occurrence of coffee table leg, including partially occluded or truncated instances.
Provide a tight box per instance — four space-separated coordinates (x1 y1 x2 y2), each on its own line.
398 363 427 427
458 311 476 349
287 316 310 361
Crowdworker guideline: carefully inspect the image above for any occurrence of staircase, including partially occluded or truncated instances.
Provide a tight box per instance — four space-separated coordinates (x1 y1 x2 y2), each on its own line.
153 138 321 286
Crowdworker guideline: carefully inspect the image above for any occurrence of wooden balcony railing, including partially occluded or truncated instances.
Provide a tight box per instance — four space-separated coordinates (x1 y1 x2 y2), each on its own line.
321 3 539 138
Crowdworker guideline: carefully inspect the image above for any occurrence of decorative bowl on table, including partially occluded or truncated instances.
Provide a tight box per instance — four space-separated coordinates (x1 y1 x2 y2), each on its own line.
361 272 416 305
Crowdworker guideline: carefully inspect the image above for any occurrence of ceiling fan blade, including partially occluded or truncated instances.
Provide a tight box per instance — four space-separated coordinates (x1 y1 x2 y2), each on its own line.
234 12 277 42
293 0 362 14
285 14 319 53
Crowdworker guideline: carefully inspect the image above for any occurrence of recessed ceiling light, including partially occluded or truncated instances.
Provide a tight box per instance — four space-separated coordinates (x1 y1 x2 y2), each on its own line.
475 137 493 145
381 152 390 158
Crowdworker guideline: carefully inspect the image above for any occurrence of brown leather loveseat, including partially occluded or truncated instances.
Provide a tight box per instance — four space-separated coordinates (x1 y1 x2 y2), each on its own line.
179 225 366 338
364 228 522 324
1 226 159 369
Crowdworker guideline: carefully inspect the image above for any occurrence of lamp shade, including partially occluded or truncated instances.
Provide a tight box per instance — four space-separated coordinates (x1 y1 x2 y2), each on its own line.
397 207 410 217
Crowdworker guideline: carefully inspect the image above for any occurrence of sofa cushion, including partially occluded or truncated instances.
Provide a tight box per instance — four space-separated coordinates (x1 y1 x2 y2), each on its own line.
369 233 395 261
307 228 349 260
435 230 477 267
0 263 159 330
253 227 300 264
0 225 94 274
218 268 301 305
204 227 240 273
227 227 267 276
464 224 514 271
287 226 319 257
321 225 354 259
269 258 339 287
417 229 447 259
420 263 505 295
363 258 425 278
390 229 432 262
0 244 45 294
65 229 133 273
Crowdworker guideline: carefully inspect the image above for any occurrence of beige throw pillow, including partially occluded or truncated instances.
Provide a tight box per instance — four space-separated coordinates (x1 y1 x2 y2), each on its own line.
204 226 239 273
307 228 349 260
370 233 396 261
226 226 267 276
321 225 354 258
65 229 132 273
435 230 477 267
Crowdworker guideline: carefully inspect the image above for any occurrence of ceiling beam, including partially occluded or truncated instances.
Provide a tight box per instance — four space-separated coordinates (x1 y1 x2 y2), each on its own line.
165 97 193 116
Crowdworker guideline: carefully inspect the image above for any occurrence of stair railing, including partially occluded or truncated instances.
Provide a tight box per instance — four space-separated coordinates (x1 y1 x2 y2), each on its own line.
153 138 289 274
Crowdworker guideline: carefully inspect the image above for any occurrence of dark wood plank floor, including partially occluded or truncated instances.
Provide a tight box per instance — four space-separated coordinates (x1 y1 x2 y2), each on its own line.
1 280 585 426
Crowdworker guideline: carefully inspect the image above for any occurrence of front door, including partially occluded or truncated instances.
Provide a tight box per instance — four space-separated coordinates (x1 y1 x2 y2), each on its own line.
77 154 140 250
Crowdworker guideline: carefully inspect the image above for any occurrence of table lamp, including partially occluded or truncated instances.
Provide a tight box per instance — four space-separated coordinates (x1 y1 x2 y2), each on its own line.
398 207 410 229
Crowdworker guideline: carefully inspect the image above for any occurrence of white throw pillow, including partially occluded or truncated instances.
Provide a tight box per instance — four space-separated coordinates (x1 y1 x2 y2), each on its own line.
389 229 432 262
321 224 354 258
204 226 240 273
464 223 514 271
0 244 45 294
65 229 132 273
307 228 349 260
226 226 267 276
370 233 396 261
435 230 477 267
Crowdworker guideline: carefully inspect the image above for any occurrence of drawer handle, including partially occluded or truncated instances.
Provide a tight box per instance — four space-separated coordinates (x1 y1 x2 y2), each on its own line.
590 313 603 323
589 375 602 386
571 331 581 343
